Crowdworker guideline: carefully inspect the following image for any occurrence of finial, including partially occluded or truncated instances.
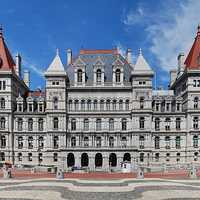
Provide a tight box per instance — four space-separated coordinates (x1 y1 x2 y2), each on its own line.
139 48 142 55
56 48 59 55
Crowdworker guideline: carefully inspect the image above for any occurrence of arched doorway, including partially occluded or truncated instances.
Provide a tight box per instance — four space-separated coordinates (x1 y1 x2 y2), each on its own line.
109 153 117 167
81 153 89 167
123 153 131 162
67 153 75 167
95 153 103 167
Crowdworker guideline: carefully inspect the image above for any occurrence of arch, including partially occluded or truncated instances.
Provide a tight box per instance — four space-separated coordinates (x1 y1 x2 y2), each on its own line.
95 153 103 167
123 153 131 162
77 69 83 83
96 69 101 83
109 153 117 167
53 117 59 130
81 153 89 167
67 153 75 167
115 68 121 82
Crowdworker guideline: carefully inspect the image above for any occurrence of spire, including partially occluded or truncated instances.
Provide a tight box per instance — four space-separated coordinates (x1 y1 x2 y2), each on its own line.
184 24 200 69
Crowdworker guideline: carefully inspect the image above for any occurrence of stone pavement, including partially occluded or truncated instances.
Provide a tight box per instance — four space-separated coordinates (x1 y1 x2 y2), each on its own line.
1 178 200 199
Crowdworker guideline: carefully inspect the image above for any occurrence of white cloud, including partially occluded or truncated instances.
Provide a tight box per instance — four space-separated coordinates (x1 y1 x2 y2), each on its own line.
123 0 200 72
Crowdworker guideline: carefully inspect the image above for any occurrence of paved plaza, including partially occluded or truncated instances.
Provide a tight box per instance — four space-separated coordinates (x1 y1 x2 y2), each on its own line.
1 178 200 200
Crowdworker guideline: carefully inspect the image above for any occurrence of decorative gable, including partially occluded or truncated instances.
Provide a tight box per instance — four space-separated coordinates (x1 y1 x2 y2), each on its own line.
73 56 86 66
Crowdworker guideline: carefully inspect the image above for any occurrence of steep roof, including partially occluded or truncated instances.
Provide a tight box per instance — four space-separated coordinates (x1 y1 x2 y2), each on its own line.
132 49 154 75
45 49 66 76
0 27 16 71
184 25 200 70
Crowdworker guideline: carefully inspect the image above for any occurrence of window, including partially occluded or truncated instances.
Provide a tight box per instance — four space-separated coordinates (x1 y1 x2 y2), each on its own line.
94 100 97 111
139 135 145 149
53 153 58 162
140 97 144 109
83 136 89 147
96 136 101 147
71 137 76 147
18 136 23 149
28 103 33 112
193 80 197 87
155 136 160 149
84 118 89 131
18 103 22 112
0 98 5 109
0 81 6 90
53 136 59 149
176 136 181 149
176 118 181 130
155 118 160 131
0 152 5 161
122 118 127 131
193 135 198 148
119 100 123 110
109 118 114 131
38 136 44 149
194 97 198 109
139 117 145 129
125 100 129 110
176 153 181 162
194 152 198 161
74 100 79 111
193 117 199 129
17 118 23 131
2 81 5 90
38 118 43 131
176 103 180 111
87 100 91 111
165 118 171 130
121 136 127 147
115 69 121 83
166 103 170 111
166 153 170 162
112 100 116 110
53 117 58 130
38 153 43 162
81 100 85 111
53 97 58 110
140 153 144 162
77 69 83 83
18 153 22 161
0 135 6 148
71 119 76 131
28 153 32 161
96 118 101 131
96 69 101 84
28 136 33 149
155 153 159 162
100 100 104 110
109 136 114 147
68 100 72 111
155 103 159 111
28 118 33 131
0 117 5 129
165 136 170 149
106 100 111 111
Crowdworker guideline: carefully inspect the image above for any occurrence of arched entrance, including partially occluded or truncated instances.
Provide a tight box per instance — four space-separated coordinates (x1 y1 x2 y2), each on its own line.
123 153 131 162
81 153 89 167
95 153 103 167
67 153 75 167
109 153 117 167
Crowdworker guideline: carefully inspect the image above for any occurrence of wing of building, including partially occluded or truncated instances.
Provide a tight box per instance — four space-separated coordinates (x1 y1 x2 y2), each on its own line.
0 25 200 170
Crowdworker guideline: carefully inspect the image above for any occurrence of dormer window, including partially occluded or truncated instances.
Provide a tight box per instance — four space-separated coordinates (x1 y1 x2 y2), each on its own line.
28 103 33 112
116 69 121 83
77 69 83 83
18 103 22 112
38 103 43 112
96 69 101 84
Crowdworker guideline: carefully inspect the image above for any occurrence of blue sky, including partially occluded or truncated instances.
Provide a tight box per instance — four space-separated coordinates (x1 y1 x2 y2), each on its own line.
0 0 199 90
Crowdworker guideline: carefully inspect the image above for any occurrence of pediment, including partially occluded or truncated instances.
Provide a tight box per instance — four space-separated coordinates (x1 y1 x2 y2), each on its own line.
73 56 86 66
112 57 124 66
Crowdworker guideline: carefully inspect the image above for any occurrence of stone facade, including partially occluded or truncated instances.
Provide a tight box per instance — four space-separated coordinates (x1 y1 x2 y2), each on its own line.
0 26 200 171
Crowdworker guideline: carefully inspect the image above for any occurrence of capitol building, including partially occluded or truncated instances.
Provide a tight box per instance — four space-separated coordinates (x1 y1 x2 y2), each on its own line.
0 25 200 171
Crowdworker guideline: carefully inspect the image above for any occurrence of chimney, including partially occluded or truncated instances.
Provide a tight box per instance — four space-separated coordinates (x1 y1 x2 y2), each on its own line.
15 53 21 78
177 53 185 76
126 48 132 64
23 70 30 87
170 69 177 86
67 49 72 65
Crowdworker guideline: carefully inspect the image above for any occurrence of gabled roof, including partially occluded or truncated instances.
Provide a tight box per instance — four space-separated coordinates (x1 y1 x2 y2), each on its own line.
0 27 16 71
132 49 154 75
93 56 105 66
184 25 200 70
45 49 66 76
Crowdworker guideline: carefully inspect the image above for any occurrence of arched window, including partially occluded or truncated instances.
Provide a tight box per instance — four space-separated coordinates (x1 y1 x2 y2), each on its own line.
28 136 33 149
125 99 129 110
139 117 145 129
176 152 181 162
0 135 6 148
28 118 33 131
53 153 58 162
71 137 76 147
18 118 23 131
0 98 5 109
81 100 85 111
100 100 104 110
18 152 22 161
176 136 181 149
18 136 23 149
106 99 111 110
140 97 144 109
119 99 123 110
53 136 59 149
193 116 199 129
0 117 5 129
176 118 181 130
96 118 101 131
140 153 144 162
96 136 101 147
53 117 58 130
96 69 101 84
71 119 76 131
68 99 72 111
77 69 83 83
109 118 114 131
154 136 160 149
122 118 127 131
87 100 91 110
53 96 58 110
0 152 5 161
74 100 79 111
109 136 114 147
193 135 198 148
165 117 171 130
155 153 159 162
112 100 117 110
83 136 89 147
38 136 44 149
165 136 170 149
83 118 89 131
38 118 43 131
94 99 98 110
155 118 160 131
121 136 127 147
194 97 199 109
139 135 145 149
115 69 121 83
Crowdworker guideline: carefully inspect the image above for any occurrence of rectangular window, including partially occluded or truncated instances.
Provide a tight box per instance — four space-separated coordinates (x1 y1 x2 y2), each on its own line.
2 81 6 90
28 153 32 161
194 80 197 87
